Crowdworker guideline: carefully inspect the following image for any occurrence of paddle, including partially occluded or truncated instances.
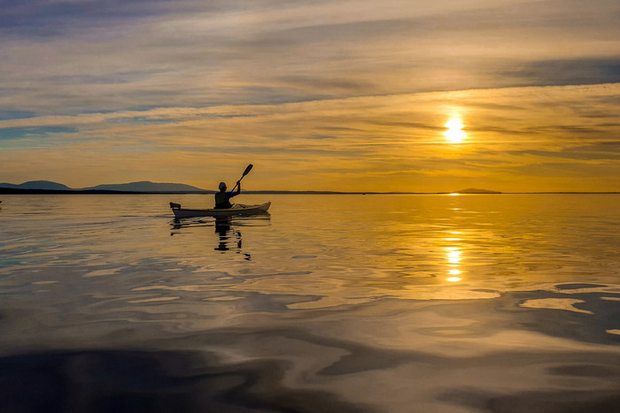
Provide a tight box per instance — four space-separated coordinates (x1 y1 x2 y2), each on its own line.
231 164 253 192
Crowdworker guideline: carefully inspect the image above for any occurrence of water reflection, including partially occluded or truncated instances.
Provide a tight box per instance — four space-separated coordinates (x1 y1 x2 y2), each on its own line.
214 217 235 251
170 215 271 261
214 217 250 261
445 241 463 283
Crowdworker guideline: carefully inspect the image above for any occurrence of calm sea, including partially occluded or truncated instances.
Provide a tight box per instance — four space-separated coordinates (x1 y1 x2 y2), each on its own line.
1 194 620 412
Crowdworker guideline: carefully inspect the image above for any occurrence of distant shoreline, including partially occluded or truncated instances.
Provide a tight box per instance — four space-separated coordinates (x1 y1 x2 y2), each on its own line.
1 188 618 195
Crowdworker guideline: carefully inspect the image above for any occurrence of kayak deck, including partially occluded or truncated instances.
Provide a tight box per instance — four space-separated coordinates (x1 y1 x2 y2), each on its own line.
170 201 271 219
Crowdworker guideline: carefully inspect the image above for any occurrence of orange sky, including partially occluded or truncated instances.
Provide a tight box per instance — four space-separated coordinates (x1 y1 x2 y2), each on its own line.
0 0 619 192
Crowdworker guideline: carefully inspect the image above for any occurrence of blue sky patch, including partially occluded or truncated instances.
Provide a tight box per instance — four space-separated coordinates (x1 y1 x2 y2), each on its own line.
0 126 79 140
0 110 38 121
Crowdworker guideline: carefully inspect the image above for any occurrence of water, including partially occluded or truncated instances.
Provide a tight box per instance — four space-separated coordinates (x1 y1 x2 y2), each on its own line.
1 194 620 412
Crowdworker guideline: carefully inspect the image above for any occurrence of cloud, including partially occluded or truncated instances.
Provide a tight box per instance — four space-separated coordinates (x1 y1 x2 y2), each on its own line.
0 82 617 191
0 0 208 37
507 142 620 162
2 0 618 116
504 58 620 87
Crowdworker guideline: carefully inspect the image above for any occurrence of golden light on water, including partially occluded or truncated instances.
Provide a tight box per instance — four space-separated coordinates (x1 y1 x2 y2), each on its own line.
447 250 462 264
445 245 463 282
444 118 466 143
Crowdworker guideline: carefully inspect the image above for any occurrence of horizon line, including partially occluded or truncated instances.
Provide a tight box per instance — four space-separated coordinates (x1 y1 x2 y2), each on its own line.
1 188 619 195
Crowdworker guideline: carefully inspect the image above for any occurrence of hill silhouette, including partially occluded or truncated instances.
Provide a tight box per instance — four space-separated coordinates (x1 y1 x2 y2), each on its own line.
0 180 210 193
0 180 72 191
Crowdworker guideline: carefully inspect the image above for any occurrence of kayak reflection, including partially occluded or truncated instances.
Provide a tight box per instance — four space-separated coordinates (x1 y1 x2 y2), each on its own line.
171 215 270 261
214 217 249 260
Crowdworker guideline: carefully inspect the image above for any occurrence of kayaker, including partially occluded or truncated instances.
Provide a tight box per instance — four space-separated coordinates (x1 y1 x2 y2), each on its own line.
214 181 240 209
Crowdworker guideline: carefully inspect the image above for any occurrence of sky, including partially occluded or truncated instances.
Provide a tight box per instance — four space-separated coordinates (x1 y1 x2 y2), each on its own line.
0 0 619 192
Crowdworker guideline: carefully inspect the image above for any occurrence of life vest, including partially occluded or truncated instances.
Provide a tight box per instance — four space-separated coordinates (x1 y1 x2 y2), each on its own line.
214 192 232 209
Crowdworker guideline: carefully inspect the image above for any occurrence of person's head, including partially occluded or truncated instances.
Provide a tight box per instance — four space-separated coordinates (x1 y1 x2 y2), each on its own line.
218 182 227 192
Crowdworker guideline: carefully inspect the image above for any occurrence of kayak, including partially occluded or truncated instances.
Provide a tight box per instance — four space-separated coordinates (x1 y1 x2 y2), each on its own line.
170 201 271 219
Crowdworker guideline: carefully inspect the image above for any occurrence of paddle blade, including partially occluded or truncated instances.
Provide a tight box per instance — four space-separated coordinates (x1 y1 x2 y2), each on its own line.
242 164 253 177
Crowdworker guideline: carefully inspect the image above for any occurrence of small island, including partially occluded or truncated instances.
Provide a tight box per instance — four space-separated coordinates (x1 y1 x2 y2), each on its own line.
454 188 502 194
436 188 502 194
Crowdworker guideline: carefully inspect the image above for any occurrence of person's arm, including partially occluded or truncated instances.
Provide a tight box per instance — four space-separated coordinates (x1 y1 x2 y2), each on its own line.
228 181 241 199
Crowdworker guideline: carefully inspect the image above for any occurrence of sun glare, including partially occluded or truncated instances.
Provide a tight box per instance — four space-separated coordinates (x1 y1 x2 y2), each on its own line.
445 118 466 143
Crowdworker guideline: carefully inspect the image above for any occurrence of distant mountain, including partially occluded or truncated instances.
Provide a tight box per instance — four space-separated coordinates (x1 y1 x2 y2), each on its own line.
0 180 72 191
0 180 209 193
453 188 502 194
83 181 209 193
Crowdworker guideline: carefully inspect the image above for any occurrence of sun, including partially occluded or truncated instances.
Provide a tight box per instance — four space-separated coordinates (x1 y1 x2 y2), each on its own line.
445 118 466 143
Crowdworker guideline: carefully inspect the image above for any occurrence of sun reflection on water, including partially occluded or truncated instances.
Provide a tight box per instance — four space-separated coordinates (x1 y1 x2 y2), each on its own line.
447 250 461 264
445 241 463 283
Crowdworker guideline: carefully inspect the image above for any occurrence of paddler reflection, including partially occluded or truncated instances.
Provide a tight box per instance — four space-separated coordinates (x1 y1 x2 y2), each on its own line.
215 217 251 260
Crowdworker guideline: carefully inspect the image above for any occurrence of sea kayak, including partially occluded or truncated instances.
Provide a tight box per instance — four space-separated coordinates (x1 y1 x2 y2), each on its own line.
170 201 271 219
